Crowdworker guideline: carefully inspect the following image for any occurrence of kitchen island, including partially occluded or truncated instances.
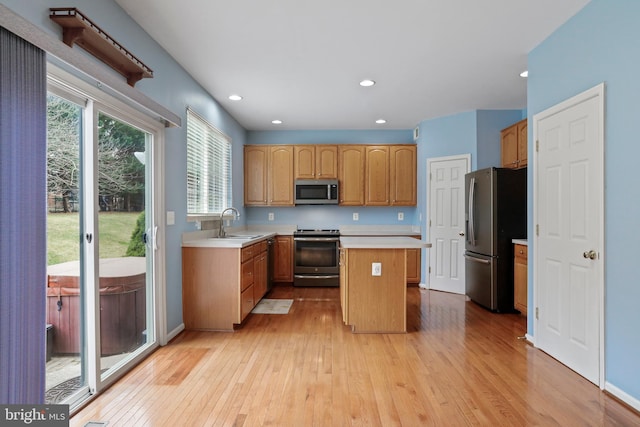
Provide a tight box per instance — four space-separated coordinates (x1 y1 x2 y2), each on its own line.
340 236 431 333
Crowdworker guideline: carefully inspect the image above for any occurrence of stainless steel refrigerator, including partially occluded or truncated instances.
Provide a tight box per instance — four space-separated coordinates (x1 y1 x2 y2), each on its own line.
464 167 526 312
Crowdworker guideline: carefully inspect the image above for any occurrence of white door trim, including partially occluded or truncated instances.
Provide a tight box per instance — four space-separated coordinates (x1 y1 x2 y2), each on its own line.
532 82 605 389
425 153 471 291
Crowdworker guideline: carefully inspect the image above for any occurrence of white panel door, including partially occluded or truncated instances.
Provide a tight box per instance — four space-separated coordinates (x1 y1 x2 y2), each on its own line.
535 85 603 386
427 155 469 294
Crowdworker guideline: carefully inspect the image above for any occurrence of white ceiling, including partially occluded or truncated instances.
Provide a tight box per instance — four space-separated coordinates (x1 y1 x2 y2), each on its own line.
115 0 590 131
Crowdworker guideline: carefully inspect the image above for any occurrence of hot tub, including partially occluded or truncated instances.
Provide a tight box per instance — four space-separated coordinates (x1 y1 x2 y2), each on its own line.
46 257 146 356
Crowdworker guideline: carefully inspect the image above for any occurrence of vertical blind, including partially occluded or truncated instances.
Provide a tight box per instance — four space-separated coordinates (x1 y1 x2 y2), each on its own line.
186 109 232 214
0 26 47 403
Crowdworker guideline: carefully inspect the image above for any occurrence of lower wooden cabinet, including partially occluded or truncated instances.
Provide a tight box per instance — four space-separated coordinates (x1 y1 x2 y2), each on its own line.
514 243 528 315
339 248 348 324
341 247 407 333
182 239 268 331
406 248 421 285
273 235 293 282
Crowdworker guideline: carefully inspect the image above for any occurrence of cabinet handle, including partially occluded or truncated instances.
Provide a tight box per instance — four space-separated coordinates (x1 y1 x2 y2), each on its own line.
519 250 524 254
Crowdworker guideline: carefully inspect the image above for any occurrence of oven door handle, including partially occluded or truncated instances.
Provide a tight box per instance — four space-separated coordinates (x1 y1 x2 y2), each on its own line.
294 274 340 279
294 237 340 242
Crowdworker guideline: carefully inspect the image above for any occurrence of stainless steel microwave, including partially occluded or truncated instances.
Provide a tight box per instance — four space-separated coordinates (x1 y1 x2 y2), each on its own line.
294 179 339 205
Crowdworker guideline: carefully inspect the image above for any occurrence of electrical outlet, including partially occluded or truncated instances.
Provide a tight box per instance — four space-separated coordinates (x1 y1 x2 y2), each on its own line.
372 262 382 276
353 212 359 221
268 212 274 221
398 212 404 221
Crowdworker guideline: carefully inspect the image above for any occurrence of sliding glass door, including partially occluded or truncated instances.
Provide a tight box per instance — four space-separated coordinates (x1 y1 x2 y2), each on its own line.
96 111 155 379
45 92 86 404
45 69 162 410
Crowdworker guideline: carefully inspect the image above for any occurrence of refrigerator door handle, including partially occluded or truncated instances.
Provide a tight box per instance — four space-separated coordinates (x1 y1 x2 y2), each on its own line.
468 177 476 245
464 253 490 264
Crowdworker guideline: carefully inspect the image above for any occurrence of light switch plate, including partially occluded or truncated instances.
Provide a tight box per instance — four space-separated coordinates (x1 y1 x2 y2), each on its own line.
166 211 175 225
372 262 382 276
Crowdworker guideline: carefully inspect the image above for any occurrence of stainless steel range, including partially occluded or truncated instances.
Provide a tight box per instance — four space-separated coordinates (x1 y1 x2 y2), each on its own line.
293 229 340 287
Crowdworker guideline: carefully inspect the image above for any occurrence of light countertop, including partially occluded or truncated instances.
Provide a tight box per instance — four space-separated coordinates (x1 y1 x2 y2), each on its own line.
340 236 431 249
182 231 276 248
339 225 421 236
182 224 426 248
512 239 528 246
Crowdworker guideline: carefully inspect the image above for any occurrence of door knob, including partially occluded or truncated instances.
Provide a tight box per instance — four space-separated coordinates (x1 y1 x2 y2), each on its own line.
583 250 597 260
459 231 465 236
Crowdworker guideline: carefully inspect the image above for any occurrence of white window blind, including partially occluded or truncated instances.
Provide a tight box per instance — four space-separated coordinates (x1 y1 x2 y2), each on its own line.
186 108 232 214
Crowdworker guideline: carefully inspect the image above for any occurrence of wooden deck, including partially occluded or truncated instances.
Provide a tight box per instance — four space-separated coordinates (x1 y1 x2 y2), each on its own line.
71 285 640 426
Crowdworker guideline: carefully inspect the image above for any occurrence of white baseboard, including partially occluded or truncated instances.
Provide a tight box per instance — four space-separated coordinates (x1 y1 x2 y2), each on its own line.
525 333 535 345
164 323 185 345
605 381 640 412
418 282 428 289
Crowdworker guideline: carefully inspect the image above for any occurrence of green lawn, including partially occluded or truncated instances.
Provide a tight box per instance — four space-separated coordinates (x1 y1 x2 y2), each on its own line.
47 212 142 265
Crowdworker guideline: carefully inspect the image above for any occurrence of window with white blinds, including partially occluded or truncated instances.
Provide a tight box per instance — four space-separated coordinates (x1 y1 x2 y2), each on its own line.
186 108 232 214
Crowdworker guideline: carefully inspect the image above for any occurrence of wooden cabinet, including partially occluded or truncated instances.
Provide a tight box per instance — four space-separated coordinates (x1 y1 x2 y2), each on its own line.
246 143 416 206
406 248 420 285
182 240 269 331
273 235 293 282
244 145 268 205
501 119 528 169
339 248 348 324
338 145 365 205
294 145 338 179
341 248 407 333
390 145 417 206
514 243 528 315
253 240 268 301
269 146 294 205
365 145 417 206
365 146 390 205
244 145 294 206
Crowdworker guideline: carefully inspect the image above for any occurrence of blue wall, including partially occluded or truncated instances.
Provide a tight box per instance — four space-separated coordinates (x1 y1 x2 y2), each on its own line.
416 110 524 283
528 0 640 402
0 0 247 333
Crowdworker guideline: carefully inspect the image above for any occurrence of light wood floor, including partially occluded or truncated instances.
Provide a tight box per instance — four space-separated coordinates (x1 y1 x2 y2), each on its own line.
71 285 640 426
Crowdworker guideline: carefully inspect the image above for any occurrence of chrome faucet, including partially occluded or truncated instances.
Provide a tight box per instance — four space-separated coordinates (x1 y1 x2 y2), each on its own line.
218 207 240 238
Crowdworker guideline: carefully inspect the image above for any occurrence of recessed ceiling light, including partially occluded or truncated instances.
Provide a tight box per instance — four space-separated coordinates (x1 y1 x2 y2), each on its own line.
375 119 387 124
271 119 283 125
359 79 376 87
520 70 528 78
228 94 243 101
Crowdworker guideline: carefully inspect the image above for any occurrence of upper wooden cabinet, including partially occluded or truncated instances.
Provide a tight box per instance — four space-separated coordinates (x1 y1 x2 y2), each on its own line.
244 145 294 206
294 145 338 179
246 143 416 207
244 145 268 205
365 146 390 205
501 119 528 169
269 146 294 205
390 145 417 206
365 144 417 206
338 145 365 205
